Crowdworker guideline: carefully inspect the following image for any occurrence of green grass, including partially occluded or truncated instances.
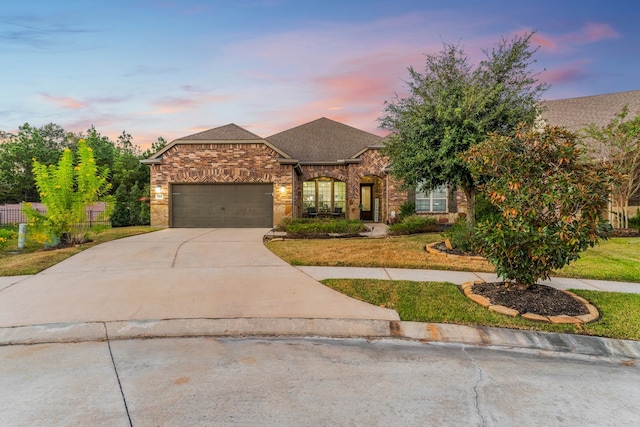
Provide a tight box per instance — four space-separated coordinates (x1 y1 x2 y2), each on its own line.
554 238 640 282
266 234 640 283
0 226 161 276
322 279 640 340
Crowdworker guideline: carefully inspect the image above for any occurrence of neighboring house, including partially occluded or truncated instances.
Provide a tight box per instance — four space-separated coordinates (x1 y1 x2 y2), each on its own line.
541 89 640 209
541 89 640 133
141 117 462 228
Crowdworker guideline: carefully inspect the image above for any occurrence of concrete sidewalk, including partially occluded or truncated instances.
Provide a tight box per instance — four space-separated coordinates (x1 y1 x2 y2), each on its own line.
297 266 640 294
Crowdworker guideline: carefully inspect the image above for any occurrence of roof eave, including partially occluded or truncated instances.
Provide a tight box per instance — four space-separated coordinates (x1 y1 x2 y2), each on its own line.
143 139 293 161
298 159 362 166
140 158 161 165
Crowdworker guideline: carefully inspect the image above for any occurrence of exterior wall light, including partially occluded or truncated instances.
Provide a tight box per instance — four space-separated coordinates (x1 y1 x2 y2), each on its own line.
280 184 286 194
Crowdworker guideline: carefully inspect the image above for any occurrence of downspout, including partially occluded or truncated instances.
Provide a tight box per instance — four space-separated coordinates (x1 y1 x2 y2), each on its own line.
386 173 389 224
292 165 296 219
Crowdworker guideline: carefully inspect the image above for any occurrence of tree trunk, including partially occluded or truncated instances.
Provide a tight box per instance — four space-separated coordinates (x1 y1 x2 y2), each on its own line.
623 201 629 229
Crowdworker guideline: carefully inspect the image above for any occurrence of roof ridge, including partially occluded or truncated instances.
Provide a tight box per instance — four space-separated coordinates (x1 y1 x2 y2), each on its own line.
177 123 263 141
543 89 640 103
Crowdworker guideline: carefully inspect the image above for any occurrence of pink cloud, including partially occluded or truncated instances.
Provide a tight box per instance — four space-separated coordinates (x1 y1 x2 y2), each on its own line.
539 61 590 86
40 93 86 109
534 22 620 54
581 22 620 43
150 93 233 115
40 93 128 110
531 33 558 51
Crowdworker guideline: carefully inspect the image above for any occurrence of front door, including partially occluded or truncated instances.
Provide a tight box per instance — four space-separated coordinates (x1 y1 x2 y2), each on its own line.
360 184 373 221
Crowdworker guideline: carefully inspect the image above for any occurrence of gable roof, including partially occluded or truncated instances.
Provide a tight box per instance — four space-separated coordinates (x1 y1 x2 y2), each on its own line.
176 123 263 141
541 90 640 132
141 123 290 164
266 117 383 163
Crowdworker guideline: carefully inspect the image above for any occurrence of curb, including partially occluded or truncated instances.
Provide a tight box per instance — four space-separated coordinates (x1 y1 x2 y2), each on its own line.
1 318 639 361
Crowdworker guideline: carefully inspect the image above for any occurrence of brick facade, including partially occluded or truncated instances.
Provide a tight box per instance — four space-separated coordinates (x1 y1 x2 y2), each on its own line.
149 142 293 227
145 123 467 227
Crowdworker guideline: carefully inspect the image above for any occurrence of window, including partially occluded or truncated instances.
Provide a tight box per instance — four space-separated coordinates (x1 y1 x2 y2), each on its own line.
303 181 315 210
416 185 447 212
303 179 346 213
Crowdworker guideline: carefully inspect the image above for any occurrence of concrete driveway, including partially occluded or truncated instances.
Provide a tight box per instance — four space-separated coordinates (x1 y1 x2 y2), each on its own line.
0 228 398 328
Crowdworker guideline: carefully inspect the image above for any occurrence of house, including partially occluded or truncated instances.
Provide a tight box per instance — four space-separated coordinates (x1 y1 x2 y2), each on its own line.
141 117 463 228
142 90 640 229
541 89 640 210
541 89 640 132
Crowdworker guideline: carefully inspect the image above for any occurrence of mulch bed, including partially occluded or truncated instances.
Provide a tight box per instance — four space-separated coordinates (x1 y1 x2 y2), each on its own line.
434 240 593 318
472 282 589 317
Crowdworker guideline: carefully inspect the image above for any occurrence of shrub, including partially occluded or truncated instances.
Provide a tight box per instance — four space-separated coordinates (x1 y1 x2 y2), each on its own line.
278 218 366 237
629 210 640 230
0 229 15 250
465 125 615 288
22 140 113 246
388 215 438 235
398 201 416 221
442 217 477 253
474 193 500 222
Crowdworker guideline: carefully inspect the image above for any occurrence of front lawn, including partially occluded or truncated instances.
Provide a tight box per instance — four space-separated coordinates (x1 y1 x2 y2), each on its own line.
323 279 640 340
554 237 640 282
266 234 494 272
266 234 640 283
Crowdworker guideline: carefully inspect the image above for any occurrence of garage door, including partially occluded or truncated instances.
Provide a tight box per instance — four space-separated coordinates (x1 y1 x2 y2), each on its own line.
171 184 274 228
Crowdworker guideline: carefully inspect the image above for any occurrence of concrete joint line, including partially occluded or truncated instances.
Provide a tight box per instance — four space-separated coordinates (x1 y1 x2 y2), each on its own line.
382 268 393 280
0 276 30 294
170 228 219 268
472 272 487 282
104 322 133 427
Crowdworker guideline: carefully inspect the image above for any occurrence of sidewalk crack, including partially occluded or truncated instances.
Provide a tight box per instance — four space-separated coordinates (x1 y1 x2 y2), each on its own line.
462 346 487 427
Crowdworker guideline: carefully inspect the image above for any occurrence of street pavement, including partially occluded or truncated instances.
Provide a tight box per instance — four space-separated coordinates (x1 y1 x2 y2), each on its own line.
2 337 639 426
1 227 640 425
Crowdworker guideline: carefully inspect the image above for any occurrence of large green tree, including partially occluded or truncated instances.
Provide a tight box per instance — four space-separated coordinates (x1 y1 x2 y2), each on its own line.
0 123 73 203
379 32 549 224
111 131 150 191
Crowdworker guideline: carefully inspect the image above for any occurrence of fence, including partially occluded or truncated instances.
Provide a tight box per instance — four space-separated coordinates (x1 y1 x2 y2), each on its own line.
0 203 110 227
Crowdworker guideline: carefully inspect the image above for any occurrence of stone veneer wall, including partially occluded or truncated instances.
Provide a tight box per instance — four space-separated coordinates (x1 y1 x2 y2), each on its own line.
355 149 409 222
296 149 409 222
148 142 293 227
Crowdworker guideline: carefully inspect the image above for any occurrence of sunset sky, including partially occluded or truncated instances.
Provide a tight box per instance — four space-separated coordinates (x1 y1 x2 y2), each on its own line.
1 0 638 149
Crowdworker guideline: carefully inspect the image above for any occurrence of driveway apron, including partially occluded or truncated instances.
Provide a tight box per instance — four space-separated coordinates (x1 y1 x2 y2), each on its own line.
0 229 398 328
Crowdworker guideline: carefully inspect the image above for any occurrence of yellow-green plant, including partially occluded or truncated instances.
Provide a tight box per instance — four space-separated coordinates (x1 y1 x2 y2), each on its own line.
0 229 14 249
22 139 113 246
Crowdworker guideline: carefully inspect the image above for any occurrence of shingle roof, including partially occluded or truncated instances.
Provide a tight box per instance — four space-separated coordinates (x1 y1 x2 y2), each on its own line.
541 90 640 132
265 117 382 162
176 123 263 141
141 123 290 164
